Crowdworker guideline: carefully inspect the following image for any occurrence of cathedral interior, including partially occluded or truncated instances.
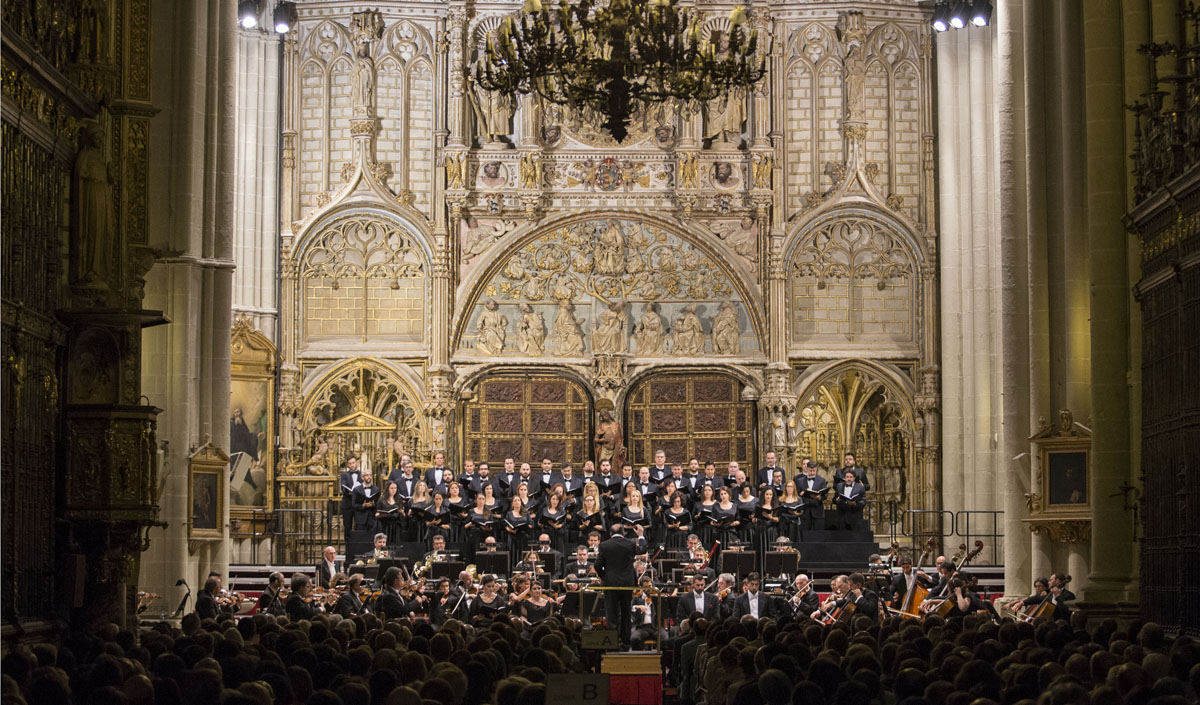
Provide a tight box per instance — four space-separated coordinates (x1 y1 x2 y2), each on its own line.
2 0 1199 644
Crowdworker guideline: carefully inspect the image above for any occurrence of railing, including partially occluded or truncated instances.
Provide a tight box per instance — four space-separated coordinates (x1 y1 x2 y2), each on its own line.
888 509 1004 565
270 507 331 565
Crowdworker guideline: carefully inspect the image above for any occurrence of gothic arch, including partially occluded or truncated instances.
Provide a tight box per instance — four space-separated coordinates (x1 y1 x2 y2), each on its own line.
452 212 767 359
293 207 433 349
783 205 927 354
792 358 922 519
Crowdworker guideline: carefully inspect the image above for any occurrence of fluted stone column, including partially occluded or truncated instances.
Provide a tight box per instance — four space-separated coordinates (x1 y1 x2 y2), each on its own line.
1083 0 1135 602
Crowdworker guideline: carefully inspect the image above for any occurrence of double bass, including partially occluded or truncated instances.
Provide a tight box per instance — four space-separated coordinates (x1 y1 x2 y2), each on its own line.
922 540 984 618
888 537 936 620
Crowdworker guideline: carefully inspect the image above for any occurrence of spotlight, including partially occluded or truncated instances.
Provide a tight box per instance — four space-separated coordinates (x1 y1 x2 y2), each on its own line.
238 0 259 29
273 2 294 34
970 0 993 26
948 0 968 29
931 1 950 32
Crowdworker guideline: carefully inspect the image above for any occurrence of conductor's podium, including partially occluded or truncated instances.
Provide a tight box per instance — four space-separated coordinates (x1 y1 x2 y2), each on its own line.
600 653 661 705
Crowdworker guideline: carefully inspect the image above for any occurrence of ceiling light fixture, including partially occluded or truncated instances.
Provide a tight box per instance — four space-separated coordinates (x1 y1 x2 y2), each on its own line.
238 0 259 29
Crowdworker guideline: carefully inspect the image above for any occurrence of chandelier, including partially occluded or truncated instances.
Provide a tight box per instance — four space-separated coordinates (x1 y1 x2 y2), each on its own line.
472 0 769 143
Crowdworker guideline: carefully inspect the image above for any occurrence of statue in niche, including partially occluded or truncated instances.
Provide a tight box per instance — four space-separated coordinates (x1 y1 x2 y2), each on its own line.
843 42 866 121
551 300 586 356
470 82 515 147
711 300 740 354
351 43 376 117
593 300 628 354
634 302 667 355
71 118 114 287
703 32 744 148
594 408 627 470
476 299 508 355
594 221 625 276
672 303 705 355
772 414 788 451
516 302 546 355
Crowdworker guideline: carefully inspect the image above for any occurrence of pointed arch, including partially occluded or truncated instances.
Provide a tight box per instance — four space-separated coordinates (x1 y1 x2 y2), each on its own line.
451 212 766 360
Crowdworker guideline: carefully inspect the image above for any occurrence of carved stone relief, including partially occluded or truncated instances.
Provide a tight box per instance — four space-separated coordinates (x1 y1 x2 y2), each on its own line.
456 218 760 358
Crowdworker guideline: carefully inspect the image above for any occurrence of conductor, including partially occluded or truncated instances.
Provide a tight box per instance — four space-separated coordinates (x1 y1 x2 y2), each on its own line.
593 522 648 651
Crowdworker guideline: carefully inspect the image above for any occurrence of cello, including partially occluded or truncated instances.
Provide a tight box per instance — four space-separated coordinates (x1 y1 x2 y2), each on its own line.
889 537 936 620
923 540 984 618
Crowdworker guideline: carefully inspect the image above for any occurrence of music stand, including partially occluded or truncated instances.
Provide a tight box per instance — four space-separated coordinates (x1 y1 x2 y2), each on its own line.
476 551 510 577
531 551 559 576
719 550 756 579
561 590 601 622
376 558 410 580
432 560 466 580
764 551 799 578
532 573 552 590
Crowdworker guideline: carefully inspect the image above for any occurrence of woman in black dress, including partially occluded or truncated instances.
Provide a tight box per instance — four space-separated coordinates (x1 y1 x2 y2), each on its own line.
756 487 781 555
573 493 606 545
712 487 739 546
445 481 470 543
424 492 452 544
469 575 507 623
503 495 532 554
695 484 718 545
778 481 803 542
620 489 650 532
375 481 403 544
664 491 692 549
735 484 758 544
466 493 494 562
408 482 433 543
518 579 555 631
540 490 569 557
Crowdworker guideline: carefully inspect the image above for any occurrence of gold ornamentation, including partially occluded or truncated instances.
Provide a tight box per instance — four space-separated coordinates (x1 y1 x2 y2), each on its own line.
444 151 466 189
753 153 773 189
678 152 698 189
1028 519 1091 544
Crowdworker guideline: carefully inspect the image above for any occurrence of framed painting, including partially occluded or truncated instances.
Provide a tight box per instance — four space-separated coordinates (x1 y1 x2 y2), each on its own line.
188 442 228 539
230 316 277 513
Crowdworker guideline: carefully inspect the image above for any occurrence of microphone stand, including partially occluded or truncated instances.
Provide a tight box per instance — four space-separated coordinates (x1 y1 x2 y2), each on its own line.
171 580 191 618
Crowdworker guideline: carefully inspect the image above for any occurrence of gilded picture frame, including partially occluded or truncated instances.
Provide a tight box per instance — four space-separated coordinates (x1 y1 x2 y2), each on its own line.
230 316 277 513
188 442 228 539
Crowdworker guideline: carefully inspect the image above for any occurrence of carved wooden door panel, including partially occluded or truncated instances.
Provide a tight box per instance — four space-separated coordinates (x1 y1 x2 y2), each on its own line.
464 375 592 466
625 374 755 469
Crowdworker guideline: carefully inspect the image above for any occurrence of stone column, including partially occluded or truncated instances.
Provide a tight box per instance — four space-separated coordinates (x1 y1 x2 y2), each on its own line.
1030 530 1051 587
446 8 470 149
996 0 1035 595
1083 0 1135 602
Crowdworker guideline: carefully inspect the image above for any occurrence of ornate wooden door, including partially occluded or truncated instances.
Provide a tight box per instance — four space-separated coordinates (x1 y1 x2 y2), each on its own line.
463 374 593 465
625 373 755 469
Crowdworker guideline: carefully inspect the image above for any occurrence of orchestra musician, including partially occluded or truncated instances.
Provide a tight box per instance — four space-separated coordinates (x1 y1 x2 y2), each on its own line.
563 545 595 581
631 574 660 650
333 574 365 618
889 554 933 605
813 574 848 620
285 573 322 621
257 572 287 617
470 575 507 622
942 574 988 617
315 546 339 589
733 572 769 620
788 574 820 618
375 566 407 620
836 572 881 622
194 576 220 620
714 573 737 620
676 574 718 622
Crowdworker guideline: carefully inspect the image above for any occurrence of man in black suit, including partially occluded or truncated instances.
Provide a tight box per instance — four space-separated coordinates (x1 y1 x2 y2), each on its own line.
536 457 562 492
352 471 380 530
634 466 659 503
339 457 362 544
683 459 703 496
889 555 933 606
563 545 595 581
699 462 724 497
733 572 770 619
333 574 366 618
425 451 449 489
466 462 495 498
834 452 870 492
285 573 321 621
675 575 717 623
559 463 584 497
833 469 866 530
757 451 781 488
838 572 880 622
796 461 828 530
194 576 220 620
514 462 542 506
595 459 620 497
649 449 670 483
497 457 518 497
593 522 648 650
315 546 339 588
457 458 476 486
375 566 407 620
535 533 562 576
257 572 286 617
787 574 820 618
391 460 418 499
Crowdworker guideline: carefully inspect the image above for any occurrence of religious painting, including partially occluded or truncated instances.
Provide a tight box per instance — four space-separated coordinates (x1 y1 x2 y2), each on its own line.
230 377 271 508
712 161 739 189
1047 450 1087 506
229 316 276 511
188 441 228 540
